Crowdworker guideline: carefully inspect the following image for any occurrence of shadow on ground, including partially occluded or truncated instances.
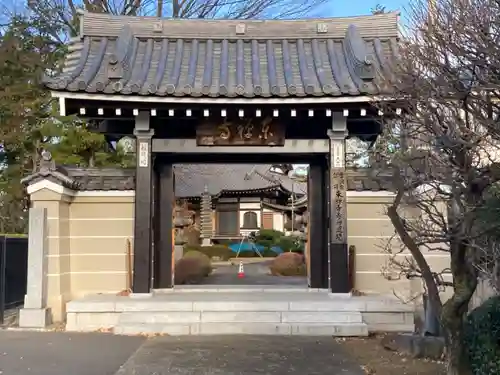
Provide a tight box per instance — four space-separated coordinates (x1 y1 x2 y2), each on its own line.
0 331 144 375
114 335 364 375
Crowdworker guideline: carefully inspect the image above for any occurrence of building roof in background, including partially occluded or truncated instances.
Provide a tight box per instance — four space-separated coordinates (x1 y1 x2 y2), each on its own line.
23 163 392 197
43 12 399 98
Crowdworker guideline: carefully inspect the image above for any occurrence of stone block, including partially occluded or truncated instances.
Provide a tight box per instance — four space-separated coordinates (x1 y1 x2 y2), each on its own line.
366 322 415 333
192 301 288 312
18 308 51 328
129 293 153 299
66 300 115 313
77 312 120 327
363 312 409 324
201 311 281 323
290 323 368 336
115 300 193 312
196 323 291 335
65 313 78 331
263 288 310 293
288 301 362 312
282 311 363 323
381 333 445 360
119 311 201 324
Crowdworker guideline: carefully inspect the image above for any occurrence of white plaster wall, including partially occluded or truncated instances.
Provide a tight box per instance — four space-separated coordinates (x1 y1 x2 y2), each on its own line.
239 202 261 210
273 212 284 232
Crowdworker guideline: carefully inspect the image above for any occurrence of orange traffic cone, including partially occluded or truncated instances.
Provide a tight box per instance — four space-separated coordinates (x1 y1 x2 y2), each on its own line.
237 261 245 278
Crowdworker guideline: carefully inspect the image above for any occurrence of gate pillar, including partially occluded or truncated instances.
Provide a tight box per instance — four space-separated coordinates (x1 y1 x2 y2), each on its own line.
327 113 350 293
133 111 154 293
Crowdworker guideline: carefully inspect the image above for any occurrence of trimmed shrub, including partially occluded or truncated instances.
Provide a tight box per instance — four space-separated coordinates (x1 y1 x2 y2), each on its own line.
269 252 306 276
174 257 205 284
183 250 212 276
464 296 500 375
276 235 303 253
256 229 284 243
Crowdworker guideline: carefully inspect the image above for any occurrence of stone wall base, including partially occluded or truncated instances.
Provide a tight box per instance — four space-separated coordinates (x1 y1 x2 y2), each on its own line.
18 308 52 328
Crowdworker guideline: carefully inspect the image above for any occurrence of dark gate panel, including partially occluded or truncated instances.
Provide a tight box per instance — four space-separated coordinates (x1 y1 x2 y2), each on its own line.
0 236 28 324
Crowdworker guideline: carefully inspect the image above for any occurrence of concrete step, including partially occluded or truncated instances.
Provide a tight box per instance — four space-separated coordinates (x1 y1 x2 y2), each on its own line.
152 286 331 294
113 322 369 336
118 310 364 324
65 292 414 335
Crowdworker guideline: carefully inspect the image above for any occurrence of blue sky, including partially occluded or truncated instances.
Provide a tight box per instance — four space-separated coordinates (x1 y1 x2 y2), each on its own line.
317 0 409 17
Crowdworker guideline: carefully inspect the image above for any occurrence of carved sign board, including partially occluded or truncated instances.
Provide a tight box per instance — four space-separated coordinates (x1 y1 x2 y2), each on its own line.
196 117 285 146
138 142 149 167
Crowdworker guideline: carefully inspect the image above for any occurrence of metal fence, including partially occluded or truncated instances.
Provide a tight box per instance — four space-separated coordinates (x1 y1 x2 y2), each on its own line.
0 235 28 324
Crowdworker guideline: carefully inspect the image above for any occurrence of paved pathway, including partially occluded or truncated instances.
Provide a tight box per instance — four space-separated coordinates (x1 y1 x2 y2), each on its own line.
205 260 307 286
114 336 364 375
0 332 364 375
0 331 144 375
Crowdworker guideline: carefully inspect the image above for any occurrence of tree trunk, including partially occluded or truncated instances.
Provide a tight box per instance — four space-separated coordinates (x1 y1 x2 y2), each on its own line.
441 242 477 375
387 204 443 316
442 300 474 375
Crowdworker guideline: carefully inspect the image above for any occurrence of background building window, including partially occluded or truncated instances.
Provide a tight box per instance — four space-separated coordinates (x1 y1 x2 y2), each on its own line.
242 211 258 229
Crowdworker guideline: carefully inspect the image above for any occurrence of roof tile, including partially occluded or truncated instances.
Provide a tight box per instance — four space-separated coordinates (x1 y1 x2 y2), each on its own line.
59 164 391 196
44 12 399 98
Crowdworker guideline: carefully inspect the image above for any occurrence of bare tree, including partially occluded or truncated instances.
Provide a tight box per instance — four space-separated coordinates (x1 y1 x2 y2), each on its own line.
372 0 500 374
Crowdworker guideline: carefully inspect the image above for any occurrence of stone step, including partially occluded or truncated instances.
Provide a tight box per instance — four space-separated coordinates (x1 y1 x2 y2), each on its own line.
113 322 369 336
118 311 363 324
152 287 331 294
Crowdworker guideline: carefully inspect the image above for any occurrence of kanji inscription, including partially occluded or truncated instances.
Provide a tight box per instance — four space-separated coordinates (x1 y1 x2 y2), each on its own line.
331 169 347 243
196 117 285 146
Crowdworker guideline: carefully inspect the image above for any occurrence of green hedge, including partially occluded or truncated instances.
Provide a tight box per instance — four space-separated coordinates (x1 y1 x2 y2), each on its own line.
0 233 28 238
464 296 500 375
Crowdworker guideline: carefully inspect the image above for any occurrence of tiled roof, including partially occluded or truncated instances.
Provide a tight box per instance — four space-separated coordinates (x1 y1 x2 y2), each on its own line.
43 12 399 98
26 164 391 196
174 164 283 197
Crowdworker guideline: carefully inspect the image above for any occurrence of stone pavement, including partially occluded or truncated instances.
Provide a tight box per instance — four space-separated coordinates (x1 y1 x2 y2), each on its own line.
0 331 364 375
0 331 144 375
114 335 365 375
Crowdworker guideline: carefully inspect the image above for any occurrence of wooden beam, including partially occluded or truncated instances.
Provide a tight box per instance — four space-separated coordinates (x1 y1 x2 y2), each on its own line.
152 139 329 154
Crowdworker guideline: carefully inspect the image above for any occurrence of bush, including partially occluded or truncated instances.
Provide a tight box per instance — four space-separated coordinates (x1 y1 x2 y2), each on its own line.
256 229 284 242
269 252 306 276
277 235 303 253
183 250 212 276
174 257 206 284
464 296 500 375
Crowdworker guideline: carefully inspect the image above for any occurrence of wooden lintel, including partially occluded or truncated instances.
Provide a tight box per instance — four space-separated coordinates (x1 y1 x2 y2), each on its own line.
152 139 329 154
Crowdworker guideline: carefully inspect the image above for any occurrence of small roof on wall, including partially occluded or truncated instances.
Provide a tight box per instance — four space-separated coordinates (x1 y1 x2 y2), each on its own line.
22 159 392 198
43 12 399 99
